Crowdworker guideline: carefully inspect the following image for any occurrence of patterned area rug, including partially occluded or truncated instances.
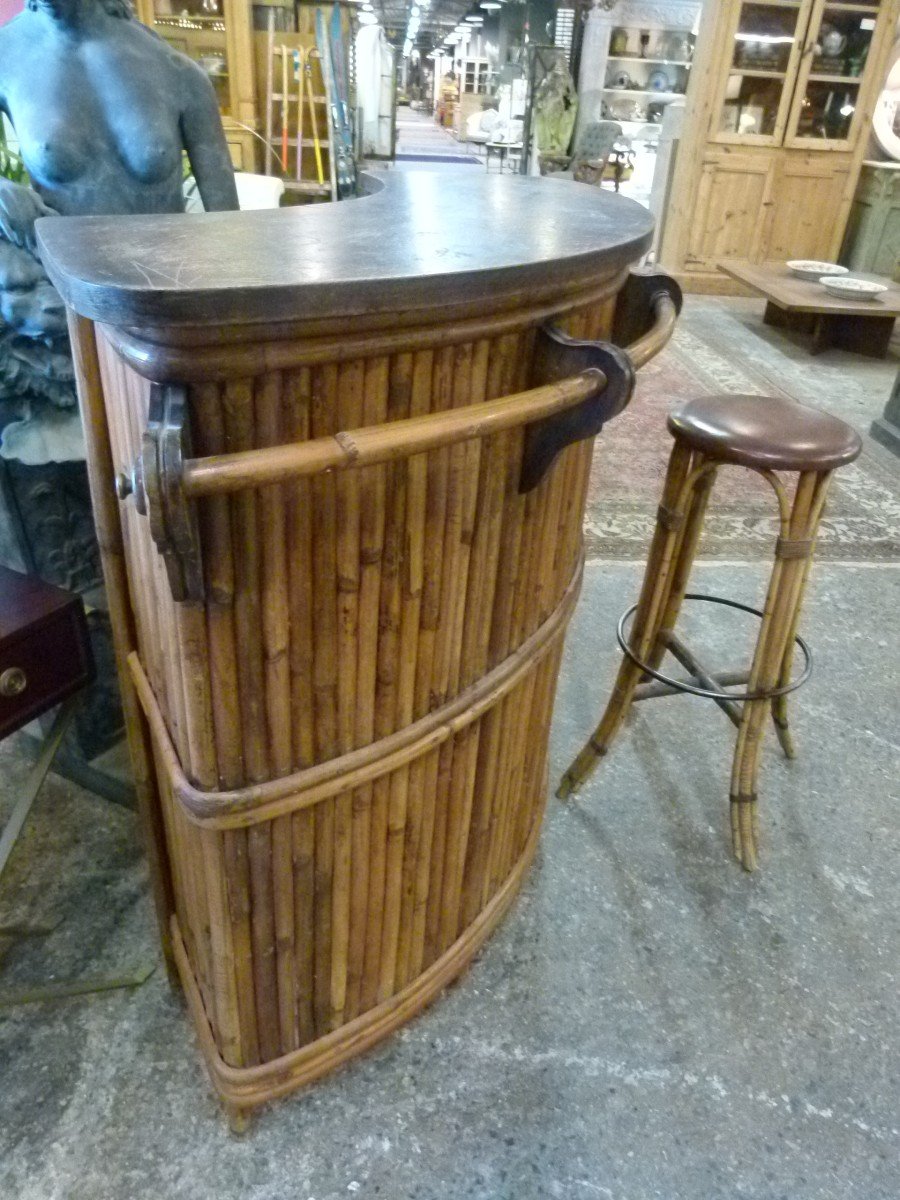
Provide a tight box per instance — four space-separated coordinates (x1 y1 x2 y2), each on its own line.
585 300 900 562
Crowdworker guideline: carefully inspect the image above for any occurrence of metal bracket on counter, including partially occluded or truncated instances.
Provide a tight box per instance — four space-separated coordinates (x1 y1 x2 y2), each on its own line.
115 384 204 604
519 326 635 494
612 267 684 356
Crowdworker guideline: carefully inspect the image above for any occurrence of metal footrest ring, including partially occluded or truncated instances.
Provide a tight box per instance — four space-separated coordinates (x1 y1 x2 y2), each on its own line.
616 593 812 703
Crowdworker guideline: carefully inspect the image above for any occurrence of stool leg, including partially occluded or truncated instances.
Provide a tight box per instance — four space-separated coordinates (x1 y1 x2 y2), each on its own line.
557 442 700 799
771 470 834 759
729 472 826 870
644 462 718 673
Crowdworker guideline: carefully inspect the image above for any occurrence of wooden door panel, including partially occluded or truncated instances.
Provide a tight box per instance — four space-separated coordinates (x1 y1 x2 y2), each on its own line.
685 153 775 270
765 157 852 262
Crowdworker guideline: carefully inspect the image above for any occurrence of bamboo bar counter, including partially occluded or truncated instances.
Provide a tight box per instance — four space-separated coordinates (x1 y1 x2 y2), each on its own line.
37 173 678 1127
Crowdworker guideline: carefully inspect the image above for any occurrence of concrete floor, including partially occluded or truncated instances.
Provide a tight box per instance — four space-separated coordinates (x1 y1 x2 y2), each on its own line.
1 299 899 1199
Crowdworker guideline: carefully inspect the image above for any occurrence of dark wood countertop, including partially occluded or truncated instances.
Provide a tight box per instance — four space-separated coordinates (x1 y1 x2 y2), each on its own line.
37 172 654 329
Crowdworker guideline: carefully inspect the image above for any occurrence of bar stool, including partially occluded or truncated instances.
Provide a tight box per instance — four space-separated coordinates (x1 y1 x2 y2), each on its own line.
557 394 862 871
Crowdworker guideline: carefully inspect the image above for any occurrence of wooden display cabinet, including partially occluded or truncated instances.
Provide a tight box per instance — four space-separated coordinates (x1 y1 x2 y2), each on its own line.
660 0 900 292
135 0 259 171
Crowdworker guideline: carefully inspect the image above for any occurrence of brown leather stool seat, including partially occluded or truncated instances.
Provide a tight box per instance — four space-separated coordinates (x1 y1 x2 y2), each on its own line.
668 394 862 473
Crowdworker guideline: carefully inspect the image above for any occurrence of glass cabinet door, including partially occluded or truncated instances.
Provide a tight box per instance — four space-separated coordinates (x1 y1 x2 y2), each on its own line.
149 1 232 118
715 1 812 143
786 0 882 146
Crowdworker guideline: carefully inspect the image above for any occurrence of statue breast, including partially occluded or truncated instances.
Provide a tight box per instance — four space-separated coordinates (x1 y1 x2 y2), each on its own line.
26 138 88 187
114 122 182 186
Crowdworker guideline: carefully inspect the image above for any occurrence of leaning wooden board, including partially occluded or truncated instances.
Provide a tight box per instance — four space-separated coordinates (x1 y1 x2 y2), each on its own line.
38 173 677 1128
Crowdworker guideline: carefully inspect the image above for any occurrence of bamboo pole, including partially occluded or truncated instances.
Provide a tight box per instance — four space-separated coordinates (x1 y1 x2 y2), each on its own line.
730 470 828 870
310 364 339 1035
181 372 601 498
432 341 489 953
329 359 364 1032
295 48 305 183
201 829 243 1066
223 828 261 1065
284 367 316 1045
556 443 698 799
256 373 298 1055
265 9 275 176
66 316 175 970
771 471 834 758
360 358 398 1009
192 384 243 789
223 378 278 1061
190 381 258 1066
393 350 434 988
373 354 415 998
456 334 519 932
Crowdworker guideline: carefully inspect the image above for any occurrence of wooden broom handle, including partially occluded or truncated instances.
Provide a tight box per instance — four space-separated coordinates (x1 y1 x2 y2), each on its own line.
180 369 605 499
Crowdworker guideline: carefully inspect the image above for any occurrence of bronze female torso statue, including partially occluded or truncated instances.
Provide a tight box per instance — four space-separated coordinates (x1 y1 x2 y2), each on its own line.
0 0 238 237
0 0 238 457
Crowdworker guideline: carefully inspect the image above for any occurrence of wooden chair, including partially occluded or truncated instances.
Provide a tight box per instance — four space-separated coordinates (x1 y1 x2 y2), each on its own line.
557 394 862 870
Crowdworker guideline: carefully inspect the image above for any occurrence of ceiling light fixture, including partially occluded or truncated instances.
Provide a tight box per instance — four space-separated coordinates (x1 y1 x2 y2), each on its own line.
480 0 501 9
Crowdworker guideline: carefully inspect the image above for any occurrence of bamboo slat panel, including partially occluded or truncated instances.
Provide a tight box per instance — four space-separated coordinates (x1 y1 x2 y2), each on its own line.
94 285 620 1118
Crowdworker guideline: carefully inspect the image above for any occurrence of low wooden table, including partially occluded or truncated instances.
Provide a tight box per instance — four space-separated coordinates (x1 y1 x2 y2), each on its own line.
719 260 900 357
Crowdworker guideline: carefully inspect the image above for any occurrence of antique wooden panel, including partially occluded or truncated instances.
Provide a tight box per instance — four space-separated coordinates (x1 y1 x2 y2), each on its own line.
684 149 776 273
765 152 853 264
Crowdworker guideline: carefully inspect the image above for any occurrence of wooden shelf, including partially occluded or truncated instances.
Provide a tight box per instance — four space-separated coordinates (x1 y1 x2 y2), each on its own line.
807 73 864 84
283 180 331 194
154 14 226 27
731 68 789 79
603 88 685 100
607 56 692 68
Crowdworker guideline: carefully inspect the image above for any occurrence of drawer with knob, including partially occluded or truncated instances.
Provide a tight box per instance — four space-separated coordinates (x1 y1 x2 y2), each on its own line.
0 566 95 741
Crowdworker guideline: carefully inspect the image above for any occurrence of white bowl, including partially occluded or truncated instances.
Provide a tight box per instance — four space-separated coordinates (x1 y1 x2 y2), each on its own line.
820 276 889 302
786 260 848 282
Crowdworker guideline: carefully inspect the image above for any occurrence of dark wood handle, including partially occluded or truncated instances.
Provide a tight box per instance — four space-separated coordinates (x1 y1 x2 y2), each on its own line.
626 293 679 370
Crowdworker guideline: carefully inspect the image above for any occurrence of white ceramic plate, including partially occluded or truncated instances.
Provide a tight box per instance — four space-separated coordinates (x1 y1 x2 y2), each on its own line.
820 276 889 301
786 260 848 282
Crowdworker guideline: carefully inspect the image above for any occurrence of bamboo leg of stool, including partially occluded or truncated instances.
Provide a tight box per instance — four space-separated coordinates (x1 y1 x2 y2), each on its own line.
729 472 819 870
225 1102 252 1135
645 461 718 672
771 470 834 759
557 443 698 799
